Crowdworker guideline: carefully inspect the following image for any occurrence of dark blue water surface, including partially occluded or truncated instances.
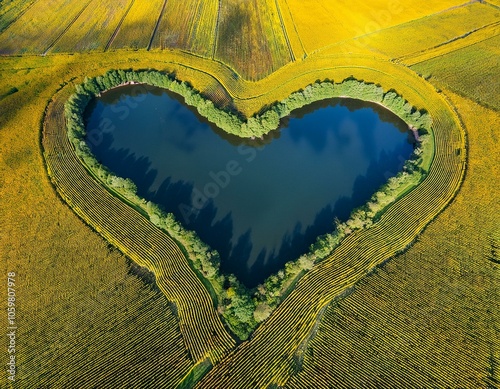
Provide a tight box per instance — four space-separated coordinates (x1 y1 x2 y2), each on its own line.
85 84 414 287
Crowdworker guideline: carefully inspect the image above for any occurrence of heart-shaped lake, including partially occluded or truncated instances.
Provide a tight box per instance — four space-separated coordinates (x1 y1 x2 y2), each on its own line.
85 84 414 287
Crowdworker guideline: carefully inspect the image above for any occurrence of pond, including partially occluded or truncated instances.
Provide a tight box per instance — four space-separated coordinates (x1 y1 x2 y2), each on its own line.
85 84 415 287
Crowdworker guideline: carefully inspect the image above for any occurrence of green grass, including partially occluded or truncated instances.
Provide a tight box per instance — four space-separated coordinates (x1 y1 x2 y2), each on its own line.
177 359 213 389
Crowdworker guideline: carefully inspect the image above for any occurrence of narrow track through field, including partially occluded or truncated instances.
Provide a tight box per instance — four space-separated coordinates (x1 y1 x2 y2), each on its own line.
148 0 169 51
105 0 136 51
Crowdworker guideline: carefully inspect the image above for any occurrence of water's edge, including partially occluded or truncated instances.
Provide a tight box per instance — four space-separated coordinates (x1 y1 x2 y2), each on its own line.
65 69 434 339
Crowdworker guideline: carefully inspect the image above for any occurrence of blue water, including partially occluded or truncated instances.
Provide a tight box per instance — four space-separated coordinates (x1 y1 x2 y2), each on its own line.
85 84 414 287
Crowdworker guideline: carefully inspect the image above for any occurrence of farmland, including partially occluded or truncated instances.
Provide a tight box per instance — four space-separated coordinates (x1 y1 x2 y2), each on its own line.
108 0 165 50
214 0 291 79
51 0 134 53
0 0 36 32
150 0 218 57
357 2 500 59
286 90 499 389
0 0 94 54
280 0 467 54
1 0 499 388
411 33 500 111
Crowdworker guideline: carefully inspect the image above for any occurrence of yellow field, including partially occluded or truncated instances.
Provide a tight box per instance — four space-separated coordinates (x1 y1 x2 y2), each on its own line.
0 0 93 54
275 0 306 60
283 0 464 54
1 0 494 79
0 54 195 387
1 0 499 387
50 0 133 52
214 0 291 79
0 0 37 32
357 2 500 58
108 0 164 50
150 0 218 57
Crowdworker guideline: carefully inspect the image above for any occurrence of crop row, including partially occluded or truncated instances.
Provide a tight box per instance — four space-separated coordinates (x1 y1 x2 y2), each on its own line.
150 0 218 57
17 264 193 387
50 0 134 53
286 242 498 388
196 60 466 387
214 0 291 80
286 96 500 387
42 90 236 364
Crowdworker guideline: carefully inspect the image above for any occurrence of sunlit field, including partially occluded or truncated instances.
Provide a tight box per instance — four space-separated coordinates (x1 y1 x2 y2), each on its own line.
1 0 498 387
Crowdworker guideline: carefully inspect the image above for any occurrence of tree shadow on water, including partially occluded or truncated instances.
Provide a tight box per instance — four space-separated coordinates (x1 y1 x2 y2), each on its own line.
88 131 159 196
89 126 414 289
242 146 414 287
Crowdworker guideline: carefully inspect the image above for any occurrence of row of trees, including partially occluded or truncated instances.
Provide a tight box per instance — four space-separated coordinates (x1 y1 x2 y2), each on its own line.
65 69 433 339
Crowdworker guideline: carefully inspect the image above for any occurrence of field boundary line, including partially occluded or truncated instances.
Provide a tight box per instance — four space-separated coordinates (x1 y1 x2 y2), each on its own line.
212 0 222 59
43 0 94 55
307 0 486 58
105 0 136 51
274 0 295 62
483 0 500 10
148 0 169 50
0 0 41 34
281 0 307 58
397 20 500 65
293 304 329 371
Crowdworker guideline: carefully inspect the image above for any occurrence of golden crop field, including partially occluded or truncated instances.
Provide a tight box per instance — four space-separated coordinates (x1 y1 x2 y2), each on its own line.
0 0 36 32
150 0 218 57
0 0 94 54
108 0 165 50
50 0 134 53
411 33 500 111
214 0 291 79
1 0 499 387
357 1 500 59
0 55 196 387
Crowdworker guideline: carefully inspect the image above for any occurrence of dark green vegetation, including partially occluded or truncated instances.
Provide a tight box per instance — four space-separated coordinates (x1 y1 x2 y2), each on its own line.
65 69 432 339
